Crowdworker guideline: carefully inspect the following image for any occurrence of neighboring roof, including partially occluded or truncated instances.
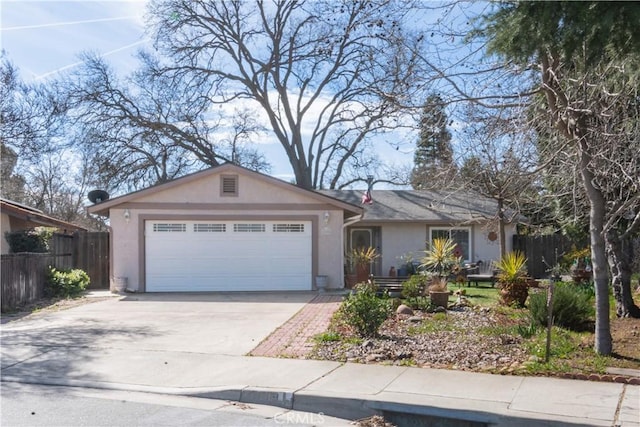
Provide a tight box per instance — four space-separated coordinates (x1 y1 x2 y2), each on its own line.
0 198 87 231
319 189 502 224
87 163 363 217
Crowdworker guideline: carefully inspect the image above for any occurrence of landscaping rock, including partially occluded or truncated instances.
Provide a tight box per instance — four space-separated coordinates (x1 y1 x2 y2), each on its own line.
361 339 374 349
312 306 528 371
396 304 414 315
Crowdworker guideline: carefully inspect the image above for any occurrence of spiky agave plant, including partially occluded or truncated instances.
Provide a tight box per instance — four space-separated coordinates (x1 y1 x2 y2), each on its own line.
496 251 529 307
421 238 458 278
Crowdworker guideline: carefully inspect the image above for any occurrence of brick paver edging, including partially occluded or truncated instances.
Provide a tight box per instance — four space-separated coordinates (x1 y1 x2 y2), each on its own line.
249 294 343 358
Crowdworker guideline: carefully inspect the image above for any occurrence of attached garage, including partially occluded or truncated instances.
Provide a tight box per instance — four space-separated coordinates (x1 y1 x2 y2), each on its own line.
87 163 362 293
145 220 312 292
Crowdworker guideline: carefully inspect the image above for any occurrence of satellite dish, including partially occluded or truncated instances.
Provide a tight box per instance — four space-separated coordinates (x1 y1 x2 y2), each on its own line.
88 189 110 204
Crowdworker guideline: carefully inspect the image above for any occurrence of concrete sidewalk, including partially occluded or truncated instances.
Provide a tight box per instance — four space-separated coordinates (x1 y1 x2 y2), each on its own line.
1 344 638 426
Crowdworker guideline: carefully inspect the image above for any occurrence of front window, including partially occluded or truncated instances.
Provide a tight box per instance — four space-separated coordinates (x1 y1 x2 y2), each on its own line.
429 227 471 262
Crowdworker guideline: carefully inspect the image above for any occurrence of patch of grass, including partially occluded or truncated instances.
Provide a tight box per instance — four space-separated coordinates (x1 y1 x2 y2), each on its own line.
492 304 528 321
519 326 615 375
398 358 417 367
526 327 580 359
314 331 341 343
477 324 519 337
408 312 460 334
462 286 500 307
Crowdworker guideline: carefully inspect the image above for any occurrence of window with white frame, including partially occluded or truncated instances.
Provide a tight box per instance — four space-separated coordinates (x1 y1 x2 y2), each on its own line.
429 227 471 262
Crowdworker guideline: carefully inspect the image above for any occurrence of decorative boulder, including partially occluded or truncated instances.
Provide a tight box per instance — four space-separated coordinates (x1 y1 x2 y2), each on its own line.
396 304 414 315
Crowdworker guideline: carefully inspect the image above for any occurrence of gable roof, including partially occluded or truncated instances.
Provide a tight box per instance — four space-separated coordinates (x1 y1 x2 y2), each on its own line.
319 189 502 224
1 198 87 231
87 163 363 217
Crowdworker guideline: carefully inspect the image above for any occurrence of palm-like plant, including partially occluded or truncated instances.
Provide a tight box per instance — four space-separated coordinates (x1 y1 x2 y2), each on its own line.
496 251 529 307
421 238 458 277
348 246 379 267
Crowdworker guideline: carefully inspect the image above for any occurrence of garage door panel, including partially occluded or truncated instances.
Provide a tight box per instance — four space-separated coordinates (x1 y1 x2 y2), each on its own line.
145 220 312 292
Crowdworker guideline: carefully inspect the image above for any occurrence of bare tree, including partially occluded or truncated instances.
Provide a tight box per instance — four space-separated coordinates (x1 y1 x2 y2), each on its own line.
456 103 542 258
0 143 27 202
146 0 427 189
65 52 269 193
0 54 62 161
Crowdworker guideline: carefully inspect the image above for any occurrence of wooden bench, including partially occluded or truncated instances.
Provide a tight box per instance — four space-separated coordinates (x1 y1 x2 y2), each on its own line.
373 276 408 296
466 273 496 287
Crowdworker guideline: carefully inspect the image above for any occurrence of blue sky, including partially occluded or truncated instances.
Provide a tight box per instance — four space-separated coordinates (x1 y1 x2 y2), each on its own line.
1 0 418 185
1 1 147 80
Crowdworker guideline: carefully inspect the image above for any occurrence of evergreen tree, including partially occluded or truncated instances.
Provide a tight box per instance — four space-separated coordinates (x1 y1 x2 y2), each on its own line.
411 94 454 190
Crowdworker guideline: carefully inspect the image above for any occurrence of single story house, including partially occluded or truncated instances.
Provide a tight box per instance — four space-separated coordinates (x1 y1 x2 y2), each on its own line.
87 164 516 292
320 189 515 278
1 198 87 254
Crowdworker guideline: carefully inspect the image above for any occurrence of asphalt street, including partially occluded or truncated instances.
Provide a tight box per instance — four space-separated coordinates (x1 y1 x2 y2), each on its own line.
1 382 352 427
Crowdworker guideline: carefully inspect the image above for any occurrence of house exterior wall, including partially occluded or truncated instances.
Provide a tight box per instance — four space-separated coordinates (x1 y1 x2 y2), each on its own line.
357 221 519 277
1 213 11 254
108 172 346 292
379 223 426 275
471 226 501 264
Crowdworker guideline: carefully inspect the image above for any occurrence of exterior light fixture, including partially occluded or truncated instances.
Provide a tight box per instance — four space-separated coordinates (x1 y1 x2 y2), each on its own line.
123 209 131 223
323 211 330 225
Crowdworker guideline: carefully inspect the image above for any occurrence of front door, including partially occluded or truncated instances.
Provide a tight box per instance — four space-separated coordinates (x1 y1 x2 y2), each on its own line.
350 228 373 275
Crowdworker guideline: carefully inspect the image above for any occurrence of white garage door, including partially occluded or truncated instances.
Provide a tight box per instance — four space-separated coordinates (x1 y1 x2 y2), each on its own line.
145 220 312 292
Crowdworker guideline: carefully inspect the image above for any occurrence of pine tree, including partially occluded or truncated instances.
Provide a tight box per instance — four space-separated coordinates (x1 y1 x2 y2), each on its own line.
411 94 454 189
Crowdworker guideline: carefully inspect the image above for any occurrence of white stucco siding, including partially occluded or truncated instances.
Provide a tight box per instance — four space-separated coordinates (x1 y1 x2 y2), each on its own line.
134 173 317 205
472 223 517 264
317 209 343 289
109 209 138 291
472 226 501 265
110 170 347 291
380 223 427 275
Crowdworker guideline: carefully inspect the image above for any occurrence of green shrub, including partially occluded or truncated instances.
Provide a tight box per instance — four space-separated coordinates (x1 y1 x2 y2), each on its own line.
529 283 594 330
314 331 341 342
404 296 431 311
338 282 392 337
47 267 90 297
401 274 426 298
517 318 538 338
5 227 54 253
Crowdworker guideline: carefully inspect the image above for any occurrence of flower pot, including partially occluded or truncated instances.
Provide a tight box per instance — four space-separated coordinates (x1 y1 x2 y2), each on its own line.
315 275 329 292
498 282 529 307
356 264 370 283
429 291 449 309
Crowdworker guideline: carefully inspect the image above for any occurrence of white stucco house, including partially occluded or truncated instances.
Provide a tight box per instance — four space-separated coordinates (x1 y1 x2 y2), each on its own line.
87 164 516 292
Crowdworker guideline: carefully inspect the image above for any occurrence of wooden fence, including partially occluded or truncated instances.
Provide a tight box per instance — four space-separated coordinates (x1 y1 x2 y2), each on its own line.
1 231 109 312
71 231 109 289
1 253 70 312
512 234 575 279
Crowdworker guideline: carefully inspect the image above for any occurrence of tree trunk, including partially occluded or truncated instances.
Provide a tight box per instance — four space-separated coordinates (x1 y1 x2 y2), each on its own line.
578 141 612 355
497 197 507 259
606 229 640 318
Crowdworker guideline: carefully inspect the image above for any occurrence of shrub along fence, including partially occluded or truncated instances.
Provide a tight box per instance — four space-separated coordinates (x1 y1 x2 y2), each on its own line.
1 231 109 312
0 253 70 312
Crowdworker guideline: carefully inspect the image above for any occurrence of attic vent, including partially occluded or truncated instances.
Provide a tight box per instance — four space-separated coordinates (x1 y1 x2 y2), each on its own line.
221 175 238 196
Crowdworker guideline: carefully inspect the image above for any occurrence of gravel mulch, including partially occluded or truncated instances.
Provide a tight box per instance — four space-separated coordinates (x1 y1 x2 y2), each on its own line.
311 305 530 373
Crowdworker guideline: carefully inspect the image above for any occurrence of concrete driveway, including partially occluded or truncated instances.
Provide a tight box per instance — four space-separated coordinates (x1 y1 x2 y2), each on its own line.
1 292 315 361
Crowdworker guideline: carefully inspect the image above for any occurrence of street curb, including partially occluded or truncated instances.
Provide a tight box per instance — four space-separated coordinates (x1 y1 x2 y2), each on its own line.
1 376 617 427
